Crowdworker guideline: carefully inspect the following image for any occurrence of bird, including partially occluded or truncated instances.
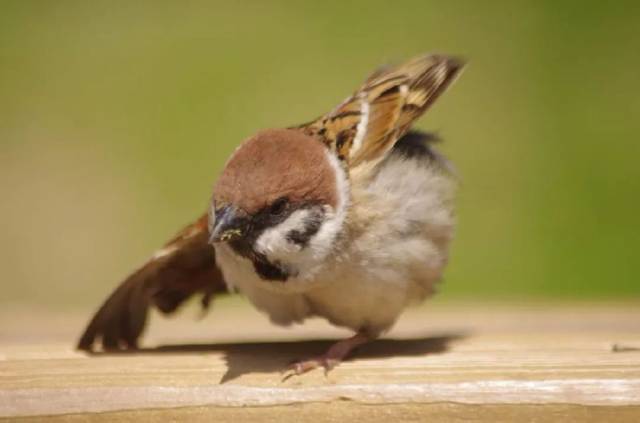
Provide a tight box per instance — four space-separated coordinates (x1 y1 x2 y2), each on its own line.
78 53 464 375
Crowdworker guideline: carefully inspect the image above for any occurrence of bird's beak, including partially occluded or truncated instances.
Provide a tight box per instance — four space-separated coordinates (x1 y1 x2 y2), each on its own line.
209 205 247 243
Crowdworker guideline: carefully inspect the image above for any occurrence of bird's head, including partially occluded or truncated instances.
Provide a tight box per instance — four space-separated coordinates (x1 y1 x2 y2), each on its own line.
209 128 348 282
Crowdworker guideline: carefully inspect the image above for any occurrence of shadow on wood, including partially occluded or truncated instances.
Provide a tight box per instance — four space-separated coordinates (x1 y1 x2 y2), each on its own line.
85 334 467 383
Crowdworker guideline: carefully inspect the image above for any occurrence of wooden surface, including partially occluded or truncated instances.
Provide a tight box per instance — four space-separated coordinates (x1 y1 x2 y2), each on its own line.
1 300 640 421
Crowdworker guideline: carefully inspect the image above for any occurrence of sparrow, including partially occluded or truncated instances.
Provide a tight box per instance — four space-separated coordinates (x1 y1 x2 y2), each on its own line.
78 53 464 375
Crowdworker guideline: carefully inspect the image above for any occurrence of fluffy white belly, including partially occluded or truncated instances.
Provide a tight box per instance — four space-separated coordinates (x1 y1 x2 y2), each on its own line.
216 245 419 335
216 151 455 334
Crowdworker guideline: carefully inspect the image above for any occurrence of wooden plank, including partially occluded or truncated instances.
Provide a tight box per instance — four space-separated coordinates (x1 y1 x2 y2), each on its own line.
1 301 640 421
7 403 640 423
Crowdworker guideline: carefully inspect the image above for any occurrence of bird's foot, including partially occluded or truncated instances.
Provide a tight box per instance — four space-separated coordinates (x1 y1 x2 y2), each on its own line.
282 332 370 381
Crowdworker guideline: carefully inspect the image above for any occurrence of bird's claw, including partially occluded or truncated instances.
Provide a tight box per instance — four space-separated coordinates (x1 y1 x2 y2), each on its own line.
281 357 338 381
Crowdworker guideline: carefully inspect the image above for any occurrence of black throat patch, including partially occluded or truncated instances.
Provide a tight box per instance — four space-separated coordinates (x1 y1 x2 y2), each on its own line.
252 256 290 282
228 237 291 282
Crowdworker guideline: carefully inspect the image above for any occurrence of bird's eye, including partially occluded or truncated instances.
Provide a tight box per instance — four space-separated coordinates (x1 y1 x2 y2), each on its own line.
269 197 288 216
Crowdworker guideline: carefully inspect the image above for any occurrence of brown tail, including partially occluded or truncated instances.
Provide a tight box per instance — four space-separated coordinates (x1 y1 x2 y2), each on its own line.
77 214 229 351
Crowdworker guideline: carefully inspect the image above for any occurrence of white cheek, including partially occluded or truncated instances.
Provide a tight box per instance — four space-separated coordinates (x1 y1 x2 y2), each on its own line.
254 205 345 281
254 150 350 281
254 209 310 259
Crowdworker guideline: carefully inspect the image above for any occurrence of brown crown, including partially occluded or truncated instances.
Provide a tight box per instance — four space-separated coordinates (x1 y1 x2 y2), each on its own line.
213 128 338 214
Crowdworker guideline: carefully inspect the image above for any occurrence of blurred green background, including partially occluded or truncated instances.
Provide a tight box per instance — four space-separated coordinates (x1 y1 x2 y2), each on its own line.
1 0 638 310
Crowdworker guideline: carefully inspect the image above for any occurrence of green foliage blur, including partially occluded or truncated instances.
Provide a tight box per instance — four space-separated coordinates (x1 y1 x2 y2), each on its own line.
1 0 638 308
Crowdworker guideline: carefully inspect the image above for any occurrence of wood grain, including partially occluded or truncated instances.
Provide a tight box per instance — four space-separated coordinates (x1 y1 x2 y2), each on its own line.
1 300 639 421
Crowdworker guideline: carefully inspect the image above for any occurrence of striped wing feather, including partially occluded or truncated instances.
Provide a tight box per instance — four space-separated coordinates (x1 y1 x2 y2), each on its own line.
301 54 464 170
77 214 228 351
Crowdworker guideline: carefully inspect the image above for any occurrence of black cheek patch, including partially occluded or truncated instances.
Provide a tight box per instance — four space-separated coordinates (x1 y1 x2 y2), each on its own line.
286 208 324 248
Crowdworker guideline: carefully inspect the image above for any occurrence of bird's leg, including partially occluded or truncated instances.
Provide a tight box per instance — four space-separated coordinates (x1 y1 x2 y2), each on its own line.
284 332 371 379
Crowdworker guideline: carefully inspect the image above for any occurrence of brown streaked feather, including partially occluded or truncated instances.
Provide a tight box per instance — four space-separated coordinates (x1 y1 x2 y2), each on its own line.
300 54 464 169
77 214 229 352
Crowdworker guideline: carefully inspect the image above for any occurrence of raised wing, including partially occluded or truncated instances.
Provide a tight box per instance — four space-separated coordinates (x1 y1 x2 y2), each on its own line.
300 54 464 169
77 214 229 351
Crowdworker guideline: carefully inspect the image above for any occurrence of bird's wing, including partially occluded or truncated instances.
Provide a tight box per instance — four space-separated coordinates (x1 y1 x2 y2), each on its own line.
300 54 464 170
77 214 229 352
